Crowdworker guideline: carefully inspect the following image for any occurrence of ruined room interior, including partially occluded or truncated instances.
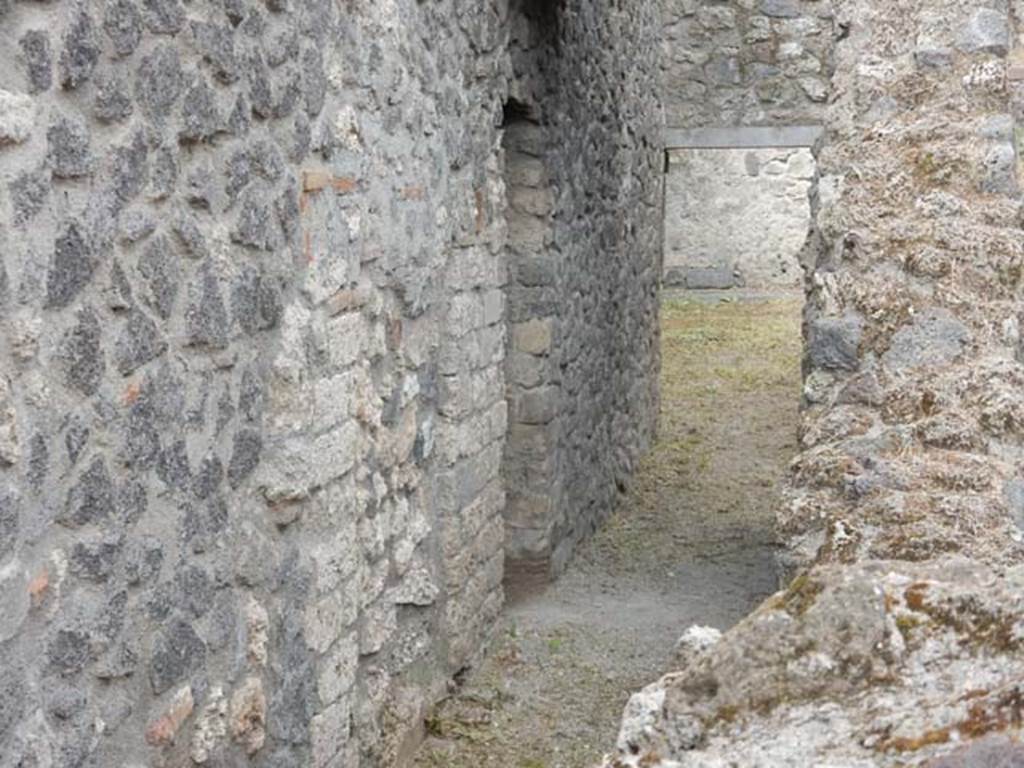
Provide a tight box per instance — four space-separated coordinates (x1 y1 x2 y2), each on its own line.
1 1 1024 767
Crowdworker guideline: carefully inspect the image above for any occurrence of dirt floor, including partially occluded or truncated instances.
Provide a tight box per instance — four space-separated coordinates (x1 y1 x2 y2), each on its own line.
412 292 804 768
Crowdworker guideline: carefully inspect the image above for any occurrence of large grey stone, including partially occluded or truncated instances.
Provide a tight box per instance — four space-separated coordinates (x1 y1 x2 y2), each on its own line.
957 9 1010 56
60 6 100 89
115 309 167 375
882 308 971 372
685 267 735 289
136 45 185 119
46 222 96 309
61 457 115 527
149 619 206 694
61 307 104 395
47 115 92 178
20 31 53 93
103 0 143 57
808 314 863 371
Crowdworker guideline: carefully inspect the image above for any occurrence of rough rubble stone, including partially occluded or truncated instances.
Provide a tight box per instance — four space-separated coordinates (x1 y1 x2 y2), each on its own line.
136 45 184 120
104 0 144 57
141 0 186 35
149 619 206 694
61 457 115 527
93 72 134 122
180 78 222 142
60 6 100 89
61 307 105 395
9 170 49 224
138 235 180 320
808 313 863 371
881 308 972 372
20 31 53 93
115 310 167 375
185 264 230 348
663 0 832 127
47 115 92 178
46 222 96 309
191 20 240 83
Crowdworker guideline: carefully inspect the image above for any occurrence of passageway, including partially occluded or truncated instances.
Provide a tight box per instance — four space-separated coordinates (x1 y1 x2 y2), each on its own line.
413 291 803 768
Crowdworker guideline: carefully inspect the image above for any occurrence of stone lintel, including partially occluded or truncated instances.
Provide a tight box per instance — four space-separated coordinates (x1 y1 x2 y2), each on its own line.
663 125 824 150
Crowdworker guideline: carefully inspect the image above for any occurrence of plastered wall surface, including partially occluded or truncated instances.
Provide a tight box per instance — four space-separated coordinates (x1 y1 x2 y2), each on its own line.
0 1 662 766
664 146 814 289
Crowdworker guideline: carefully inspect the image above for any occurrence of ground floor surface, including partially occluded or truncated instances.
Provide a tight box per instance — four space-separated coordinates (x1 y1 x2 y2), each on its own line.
413 292 803 768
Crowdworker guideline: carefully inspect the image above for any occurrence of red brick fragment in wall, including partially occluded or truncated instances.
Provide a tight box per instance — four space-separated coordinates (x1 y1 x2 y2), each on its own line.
145 687 195 747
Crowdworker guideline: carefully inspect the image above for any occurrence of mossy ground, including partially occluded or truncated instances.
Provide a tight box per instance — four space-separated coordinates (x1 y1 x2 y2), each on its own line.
413 293 804 768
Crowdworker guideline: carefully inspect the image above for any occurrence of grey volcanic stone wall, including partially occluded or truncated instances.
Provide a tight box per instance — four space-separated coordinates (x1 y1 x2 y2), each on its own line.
662 0 835 127
0 1 662 766
502 1 663 579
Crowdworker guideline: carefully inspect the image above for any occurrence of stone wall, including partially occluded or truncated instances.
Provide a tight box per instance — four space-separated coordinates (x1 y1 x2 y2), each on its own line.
607 0 1024 765
502 1 664 579
660 0 833 292
664 146 814 289
0 1 661 766
662 0 835 128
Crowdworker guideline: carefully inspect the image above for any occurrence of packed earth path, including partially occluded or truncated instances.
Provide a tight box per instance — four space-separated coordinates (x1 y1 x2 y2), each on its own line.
413 292 804 768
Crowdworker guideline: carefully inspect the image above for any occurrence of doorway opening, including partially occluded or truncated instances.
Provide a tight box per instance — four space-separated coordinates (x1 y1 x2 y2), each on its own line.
414 121 816 767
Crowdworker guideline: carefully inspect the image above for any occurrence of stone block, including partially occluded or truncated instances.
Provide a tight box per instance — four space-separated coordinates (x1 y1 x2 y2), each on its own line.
882 308 971 372
258 421 360 503
685 267 735 290
957 9 1010 56
511 318 553 355
808 313 863 371
305 590 358 654
515 385 559 425
319 633 358 705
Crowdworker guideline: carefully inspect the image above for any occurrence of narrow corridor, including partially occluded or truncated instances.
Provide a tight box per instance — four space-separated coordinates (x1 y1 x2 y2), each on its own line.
414 292 803 768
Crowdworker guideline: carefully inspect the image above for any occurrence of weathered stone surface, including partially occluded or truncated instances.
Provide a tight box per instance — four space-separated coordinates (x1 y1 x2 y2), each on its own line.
882 308 972 372
230 677 266 755
808 313 863 371
606 2 1024 766
145 685 194 747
